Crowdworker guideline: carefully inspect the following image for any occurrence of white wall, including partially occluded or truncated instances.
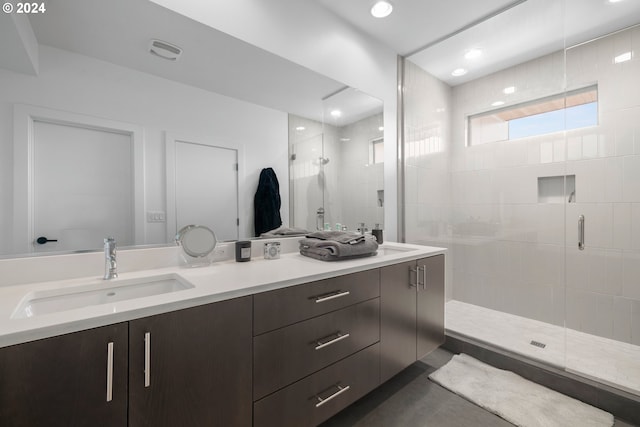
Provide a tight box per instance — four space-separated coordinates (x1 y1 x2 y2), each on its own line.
0 45 289 254
149 0 399 241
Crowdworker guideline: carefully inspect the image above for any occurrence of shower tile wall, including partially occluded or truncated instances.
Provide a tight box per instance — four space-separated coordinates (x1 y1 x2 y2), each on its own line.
405 26 640 345
289 114 383 233
427 25 639 345
338 113 384 231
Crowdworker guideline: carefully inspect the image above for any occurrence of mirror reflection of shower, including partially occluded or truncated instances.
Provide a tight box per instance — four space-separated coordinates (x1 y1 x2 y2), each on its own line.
289 86 384 233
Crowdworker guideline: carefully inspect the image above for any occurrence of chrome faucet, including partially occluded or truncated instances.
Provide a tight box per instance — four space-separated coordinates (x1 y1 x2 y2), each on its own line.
104 237 118 280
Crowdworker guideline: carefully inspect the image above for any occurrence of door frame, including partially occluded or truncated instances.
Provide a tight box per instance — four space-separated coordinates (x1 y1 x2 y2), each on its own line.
164 132 243 240
13 104 145 254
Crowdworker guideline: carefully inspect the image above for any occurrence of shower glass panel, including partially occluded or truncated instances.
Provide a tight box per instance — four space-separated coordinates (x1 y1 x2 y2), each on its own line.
403 0 640 396
403 0 569 373
563 22 640 395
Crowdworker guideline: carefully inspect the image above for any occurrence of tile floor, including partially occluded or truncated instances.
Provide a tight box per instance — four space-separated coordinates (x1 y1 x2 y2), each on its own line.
322 348 636 427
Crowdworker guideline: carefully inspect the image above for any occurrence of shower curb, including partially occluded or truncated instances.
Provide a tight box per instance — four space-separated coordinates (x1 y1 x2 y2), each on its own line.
443 334 640 426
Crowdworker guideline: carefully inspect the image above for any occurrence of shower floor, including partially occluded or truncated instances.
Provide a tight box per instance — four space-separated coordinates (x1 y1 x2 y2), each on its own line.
446 300 640 396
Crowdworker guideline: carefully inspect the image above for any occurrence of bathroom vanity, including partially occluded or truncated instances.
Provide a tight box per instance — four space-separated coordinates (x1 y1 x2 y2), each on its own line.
0 242 445 426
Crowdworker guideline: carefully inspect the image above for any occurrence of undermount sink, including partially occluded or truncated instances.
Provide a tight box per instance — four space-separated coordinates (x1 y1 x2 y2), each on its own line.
11 274 194 319
376 245 416 256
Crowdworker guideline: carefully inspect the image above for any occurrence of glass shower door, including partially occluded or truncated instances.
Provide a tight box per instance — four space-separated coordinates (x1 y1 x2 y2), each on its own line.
563 23 640 396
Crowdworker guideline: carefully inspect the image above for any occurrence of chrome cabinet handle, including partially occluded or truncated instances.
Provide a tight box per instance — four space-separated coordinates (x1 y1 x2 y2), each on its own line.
315 332 350 350
422 265 427 290
315 384 350 408
578 215 585 251
106 342 114 402
144 332 151 387
314 290 350 303
409 267 419 288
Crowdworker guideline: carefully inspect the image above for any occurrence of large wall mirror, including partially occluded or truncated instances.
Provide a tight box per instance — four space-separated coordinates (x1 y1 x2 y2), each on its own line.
0 0 384 258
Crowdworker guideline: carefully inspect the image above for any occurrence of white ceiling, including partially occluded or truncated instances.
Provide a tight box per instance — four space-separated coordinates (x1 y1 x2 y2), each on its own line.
315 0 523 56
4 0 638 118
316 0 640 86
25 0 350 122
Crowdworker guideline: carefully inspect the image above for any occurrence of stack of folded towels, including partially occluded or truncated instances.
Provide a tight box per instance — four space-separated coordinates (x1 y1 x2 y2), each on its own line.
299 231 379 261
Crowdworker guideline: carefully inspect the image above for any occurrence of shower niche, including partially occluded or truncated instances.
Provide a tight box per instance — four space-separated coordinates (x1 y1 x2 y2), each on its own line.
537 175 575 204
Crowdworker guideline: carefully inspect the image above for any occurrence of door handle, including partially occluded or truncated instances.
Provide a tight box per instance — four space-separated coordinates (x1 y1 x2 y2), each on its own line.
578 215 585 251
36 236 58 244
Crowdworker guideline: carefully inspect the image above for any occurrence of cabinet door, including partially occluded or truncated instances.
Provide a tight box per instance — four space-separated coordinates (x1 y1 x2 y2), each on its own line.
129 296 252 427
380 260 417 383
0 324 128 427
416 254 445 359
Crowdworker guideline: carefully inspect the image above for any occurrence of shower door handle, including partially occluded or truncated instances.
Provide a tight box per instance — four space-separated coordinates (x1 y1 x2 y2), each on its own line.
578 215 585 251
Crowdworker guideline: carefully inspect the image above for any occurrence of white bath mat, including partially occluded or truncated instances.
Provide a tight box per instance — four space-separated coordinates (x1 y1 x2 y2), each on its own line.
428 354 614 427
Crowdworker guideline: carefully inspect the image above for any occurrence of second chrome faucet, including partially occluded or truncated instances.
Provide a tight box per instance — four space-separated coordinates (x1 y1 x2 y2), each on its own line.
104 237 118 280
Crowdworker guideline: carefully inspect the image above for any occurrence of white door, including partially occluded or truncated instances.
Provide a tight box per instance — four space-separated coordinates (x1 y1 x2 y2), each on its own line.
174 141 239 241
33 121 133 252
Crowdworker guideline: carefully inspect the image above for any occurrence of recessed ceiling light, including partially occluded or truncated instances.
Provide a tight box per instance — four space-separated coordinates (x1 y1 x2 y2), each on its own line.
371 1 393 18
295 126 306 131
340 138 351 142
451 68 467 77
492 101 505 107
378 126 384 131
330 110 342 118
464 48 482 59
608 0 624 3
614 51 632 63
503 86 516 94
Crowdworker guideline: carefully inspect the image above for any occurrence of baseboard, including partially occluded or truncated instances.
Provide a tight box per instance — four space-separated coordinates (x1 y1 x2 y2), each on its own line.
443 334 640 426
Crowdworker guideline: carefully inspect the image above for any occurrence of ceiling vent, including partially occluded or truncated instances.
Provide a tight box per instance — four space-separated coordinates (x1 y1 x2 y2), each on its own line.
148 39 182 61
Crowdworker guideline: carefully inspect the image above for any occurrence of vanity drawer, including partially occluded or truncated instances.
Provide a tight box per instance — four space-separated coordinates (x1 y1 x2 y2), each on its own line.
253 269 380 335
253 298 379 400
254 343 380 427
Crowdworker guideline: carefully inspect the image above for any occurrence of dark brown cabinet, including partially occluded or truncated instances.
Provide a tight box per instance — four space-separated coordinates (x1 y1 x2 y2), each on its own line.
380 254 444 383
129 296 252 427
0 323 128 427
253 271 381 426
0 253 445 427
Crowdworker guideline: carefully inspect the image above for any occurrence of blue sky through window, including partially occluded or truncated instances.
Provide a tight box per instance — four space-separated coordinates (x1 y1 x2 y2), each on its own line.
509 102 597 139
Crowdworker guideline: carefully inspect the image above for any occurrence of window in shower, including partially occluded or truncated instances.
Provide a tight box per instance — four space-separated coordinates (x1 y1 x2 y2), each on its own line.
370 137 384 164
467 85 598 146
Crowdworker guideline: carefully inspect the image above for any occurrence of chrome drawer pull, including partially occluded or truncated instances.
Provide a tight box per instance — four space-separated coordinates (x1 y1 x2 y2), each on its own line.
315 332 350 350
315 384 350 408
314 290 350 303
106 342 114 402
144 332 151 388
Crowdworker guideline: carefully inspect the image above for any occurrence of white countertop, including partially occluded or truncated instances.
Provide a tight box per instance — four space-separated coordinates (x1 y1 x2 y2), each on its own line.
0 242 445 348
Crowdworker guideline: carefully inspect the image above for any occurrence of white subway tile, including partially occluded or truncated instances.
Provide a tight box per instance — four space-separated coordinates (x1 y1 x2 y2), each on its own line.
622 251 640 300
622 155 640 202
613 203 632 250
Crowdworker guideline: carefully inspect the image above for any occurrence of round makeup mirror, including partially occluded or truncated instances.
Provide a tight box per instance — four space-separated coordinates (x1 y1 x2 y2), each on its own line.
175 225 217 258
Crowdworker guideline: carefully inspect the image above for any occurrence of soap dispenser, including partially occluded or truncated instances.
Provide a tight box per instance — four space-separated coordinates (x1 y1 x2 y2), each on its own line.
372 224 383 244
